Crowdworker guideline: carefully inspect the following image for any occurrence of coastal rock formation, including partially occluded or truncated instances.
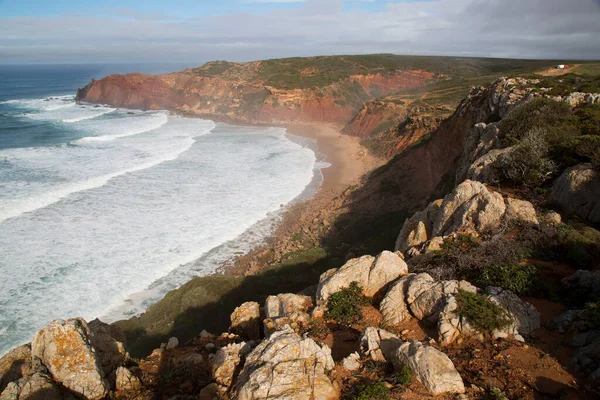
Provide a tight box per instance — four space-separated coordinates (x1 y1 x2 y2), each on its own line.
31 318 109 400
1 372 63 400
393 340 465 395
76 59 432 126
379 274 418 325
405 274 477 323
233 326 338 400
359 327 402 363
263 293 313 335
316 251 407 305
485 287 541 338
550 164 600 224
230 302 262 341
211 342 252 392
114 367 141 393
395 180 538 254
0 344 33 393
86 319 129 382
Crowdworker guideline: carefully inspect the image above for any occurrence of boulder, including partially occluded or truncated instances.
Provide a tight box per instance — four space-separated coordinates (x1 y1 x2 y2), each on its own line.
505 197 539 225
230 302 262 341
393 340 465 395
456 122 501 184
562 270 600 293
438 295 482 346
341 353 361 372
0 372 63 400
395 200 442 252
464 147 513 184
485 287 541 337
0 344 33 393
166 337 179 350
115 367 141 392
432 180 506 238
86 319 129 379
212 342 252 391
379 274 417 325
359 327 402 363
31 318 109 400
264 294 313 320
406 274 477 323
316 251 407 305
551 164 600 224
396 181 509 254
233 326 338 400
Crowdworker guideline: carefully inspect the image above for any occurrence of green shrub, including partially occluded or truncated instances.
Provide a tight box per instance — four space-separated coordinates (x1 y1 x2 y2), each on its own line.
455 290 513 333
489 387 509 400
496 128 557 187
390 365 412 386
556 224 600 269
474 264 538 295
582 302 600 330
353 381 390 400
327 282 370 324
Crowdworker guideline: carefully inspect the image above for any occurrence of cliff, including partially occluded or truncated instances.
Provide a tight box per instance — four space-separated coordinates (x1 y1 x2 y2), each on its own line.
76 58 434 125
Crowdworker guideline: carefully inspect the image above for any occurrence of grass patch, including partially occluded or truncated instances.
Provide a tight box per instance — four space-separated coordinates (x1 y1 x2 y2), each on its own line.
327 282 370 324
389 365 411 387
352 381 390 400
455 290 513 333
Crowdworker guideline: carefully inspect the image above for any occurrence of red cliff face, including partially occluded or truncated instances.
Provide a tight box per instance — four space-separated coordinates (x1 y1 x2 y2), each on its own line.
77 67 433 126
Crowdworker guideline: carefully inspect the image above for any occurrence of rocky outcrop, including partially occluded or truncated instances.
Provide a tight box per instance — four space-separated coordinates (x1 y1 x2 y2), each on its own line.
31 318 109 400
316 251 407 305
393 340 465 395
263 293 313 335
86 319 129 382
114 367 141 393
0 344 33 393
211 342 253 392
395 180 538 254
1 372 63 400
359 328 402 363
230 302 262 341
379 274 417 325
233 326 338 400
550 164 600 224
406 274 478 323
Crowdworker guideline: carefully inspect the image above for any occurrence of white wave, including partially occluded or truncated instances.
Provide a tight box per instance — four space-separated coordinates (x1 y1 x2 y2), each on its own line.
74 112 169 143
2 95 75 111
0 118 215 224
61 108 116 123
0 121 317 356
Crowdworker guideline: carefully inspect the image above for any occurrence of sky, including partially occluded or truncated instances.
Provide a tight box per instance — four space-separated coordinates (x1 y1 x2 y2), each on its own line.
0 0 599 64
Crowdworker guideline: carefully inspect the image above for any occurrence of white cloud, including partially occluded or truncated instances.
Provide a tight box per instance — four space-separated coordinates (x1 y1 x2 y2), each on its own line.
0 0 599 63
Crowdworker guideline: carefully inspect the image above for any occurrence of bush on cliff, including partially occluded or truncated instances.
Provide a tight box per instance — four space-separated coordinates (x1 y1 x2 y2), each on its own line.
327 282 370 324
455 290 513 333
474 264 538 295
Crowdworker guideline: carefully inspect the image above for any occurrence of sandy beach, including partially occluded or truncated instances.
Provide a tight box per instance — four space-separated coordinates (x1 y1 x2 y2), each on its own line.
286 124 382 191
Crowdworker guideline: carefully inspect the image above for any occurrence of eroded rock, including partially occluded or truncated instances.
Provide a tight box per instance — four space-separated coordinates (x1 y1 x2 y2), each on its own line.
359 327 402 363
233 326 337 400
0 372 63 400
316 251 407 305
212 342 253 392
379 274 417 325
230 302 262 341
551 163 600 224
0 344 33 393
31 318 109 400
485 287 541 337
115 367 141 392
393 340 465 395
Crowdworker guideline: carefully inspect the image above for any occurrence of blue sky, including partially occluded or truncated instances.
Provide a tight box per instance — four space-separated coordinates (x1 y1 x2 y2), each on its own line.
0 0 599 64
0 0 401 17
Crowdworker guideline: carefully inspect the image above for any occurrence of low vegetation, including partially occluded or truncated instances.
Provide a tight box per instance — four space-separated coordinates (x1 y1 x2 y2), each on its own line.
455 290 513 333
496 98 600 188
327 282 370 324
352 381 390 400
474 264 539 295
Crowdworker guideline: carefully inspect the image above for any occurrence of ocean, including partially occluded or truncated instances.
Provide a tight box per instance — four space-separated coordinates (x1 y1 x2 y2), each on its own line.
0 64 325 355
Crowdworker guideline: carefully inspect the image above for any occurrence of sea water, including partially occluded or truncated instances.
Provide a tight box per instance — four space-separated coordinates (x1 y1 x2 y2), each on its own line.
0 64 326 355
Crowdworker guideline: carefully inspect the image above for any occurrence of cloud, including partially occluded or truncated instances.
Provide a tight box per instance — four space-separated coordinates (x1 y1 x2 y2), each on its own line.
0 0 599 64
